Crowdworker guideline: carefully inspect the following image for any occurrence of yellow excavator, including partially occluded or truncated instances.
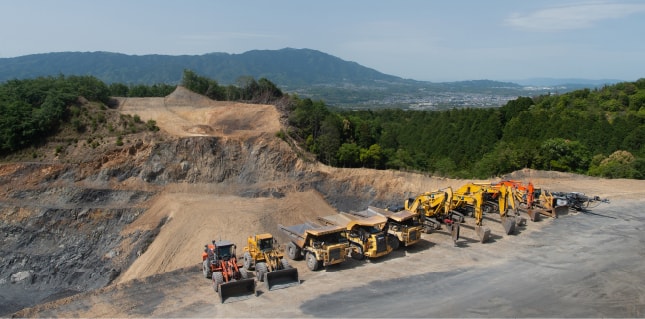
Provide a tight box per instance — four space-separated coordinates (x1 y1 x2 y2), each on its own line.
493 180 566 219
242 233 299 291
452 182 522 239
402 187 462 244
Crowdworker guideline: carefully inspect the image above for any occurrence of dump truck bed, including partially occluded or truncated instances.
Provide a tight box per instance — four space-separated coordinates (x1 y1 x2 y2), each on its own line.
321 213 388 228
363 206 416 223
279 222 346 248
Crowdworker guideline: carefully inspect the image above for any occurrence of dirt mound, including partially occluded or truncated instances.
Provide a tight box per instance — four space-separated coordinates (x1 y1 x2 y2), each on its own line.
117 86 281 138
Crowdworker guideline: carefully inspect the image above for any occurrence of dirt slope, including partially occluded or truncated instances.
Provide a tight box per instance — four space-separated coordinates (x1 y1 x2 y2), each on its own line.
117 86 281 138
4 87 644 317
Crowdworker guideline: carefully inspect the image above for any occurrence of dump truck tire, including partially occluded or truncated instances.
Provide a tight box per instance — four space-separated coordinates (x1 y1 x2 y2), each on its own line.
256 262 268 282
243 252 253 270
350 244 365 261
388 235 400 250
286 242 301 260
306 252 321 271
203 260 211 279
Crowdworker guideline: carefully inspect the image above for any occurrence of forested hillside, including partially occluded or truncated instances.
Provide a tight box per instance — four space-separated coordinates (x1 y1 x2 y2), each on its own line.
1 71 642 179
289 79 645 179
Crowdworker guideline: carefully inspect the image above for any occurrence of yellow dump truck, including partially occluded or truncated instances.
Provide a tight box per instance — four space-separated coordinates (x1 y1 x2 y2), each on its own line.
278 222 352 271
317 213 392 260
345 206 423 250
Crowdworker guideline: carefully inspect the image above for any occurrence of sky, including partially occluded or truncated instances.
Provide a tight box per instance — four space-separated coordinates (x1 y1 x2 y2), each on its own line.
1 0 644 82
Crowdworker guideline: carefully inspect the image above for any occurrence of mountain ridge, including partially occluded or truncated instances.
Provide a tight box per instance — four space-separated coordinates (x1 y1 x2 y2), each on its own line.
0 48 623 108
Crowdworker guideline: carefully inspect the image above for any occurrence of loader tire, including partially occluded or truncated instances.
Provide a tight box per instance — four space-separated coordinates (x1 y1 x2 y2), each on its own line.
306 252 321 271
203 260 212 279
213 272 224 292
388 235 400 250
240 268 249 279
286 242 301 260
243 251 253 270
255 262 268 282
281 258 291 269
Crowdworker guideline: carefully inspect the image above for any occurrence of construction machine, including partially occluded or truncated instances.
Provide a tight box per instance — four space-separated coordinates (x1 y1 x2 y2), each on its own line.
344 206 423 249
494 180 567 219
402 187 462 244
551 191 610 211
317 213 392 260
278 222 352 271
201 240 256 303
451 182 524 241
242 233 299 291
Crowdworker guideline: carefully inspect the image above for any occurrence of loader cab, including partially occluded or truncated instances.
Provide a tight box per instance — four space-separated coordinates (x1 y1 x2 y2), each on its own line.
258 238 274 252
213 240 235 261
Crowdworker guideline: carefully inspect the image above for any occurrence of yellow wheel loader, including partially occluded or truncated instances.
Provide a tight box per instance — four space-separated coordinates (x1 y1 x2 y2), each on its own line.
242 233 299 291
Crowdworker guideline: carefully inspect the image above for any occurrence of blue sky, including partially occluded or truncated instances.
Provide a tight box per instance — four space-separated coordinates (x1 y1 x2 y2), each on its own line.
1 0 644 82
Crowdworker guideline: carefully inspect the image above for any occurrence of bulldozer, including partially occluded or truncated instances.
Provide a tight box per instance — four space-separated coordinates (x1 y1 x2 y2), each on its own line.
242 233 299 291
279 222 352 271
202 240 256 303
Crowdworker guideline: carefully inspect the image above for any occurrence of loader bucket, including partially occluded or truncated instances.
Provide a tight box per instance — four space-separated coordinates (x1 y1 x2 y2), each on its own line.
264 268 300 291
218 279 256 304
501 216 516 235
475 225 490 243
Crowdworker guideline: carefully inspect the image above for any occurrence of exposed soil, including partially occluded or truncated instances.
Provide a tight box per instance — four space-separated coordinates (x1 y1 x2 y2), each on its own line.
2 87 643 317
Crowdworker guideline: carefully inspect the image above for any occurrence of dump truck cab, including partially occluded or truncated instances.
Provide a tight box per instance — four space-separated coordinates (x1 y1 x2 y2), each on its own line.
318 214 392 260
279 222 351 271
345 206 423 250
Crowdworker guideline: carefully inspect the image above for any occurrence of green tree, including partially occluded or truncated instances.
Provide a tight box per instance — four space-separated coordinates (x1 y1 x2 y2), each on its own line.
337 143 361 167
538 138 590 172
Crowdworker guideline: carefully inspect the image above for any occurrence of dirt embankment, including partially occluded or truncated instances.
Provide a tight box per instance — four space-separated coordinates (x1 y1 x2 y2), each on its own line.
2 87 644 317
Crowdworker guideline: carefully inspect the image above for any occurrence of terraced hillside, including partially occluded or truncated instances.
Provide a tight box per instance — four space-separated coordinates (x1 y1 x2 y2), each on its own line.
2 87 643 317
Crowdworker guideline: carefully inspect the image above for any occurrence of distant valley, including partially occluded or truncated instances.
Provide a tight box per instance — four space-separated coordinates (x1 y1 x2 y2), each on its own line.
0 48 623 109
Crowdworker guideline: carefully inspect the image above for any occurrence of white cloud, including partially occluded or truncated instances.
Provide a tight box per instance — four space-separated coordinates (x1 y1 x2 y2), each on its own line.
505 1 645 31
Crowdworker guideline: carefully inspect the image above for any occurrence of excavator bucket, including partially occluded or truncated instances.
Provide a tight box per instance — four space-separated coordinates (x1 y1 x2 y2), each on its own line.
264 268 300 291
475 226 490 243
524 208 540 222
501 216 516 235
451 223 460 244
554 205 569 217
218 279 256 304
